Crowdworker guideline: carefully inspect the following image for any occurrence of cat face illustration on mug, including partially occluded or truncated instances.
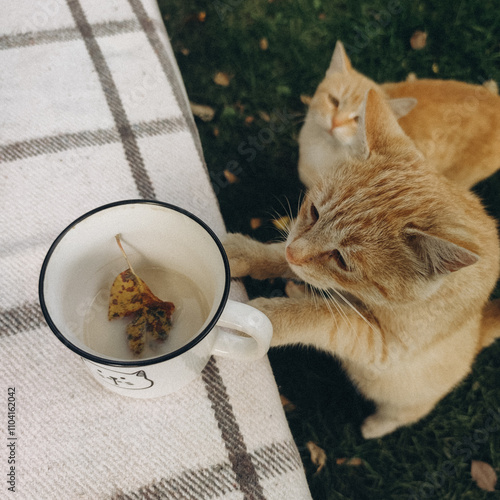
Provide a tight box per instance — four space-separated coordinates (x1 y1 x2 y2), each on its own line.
86 362 154 390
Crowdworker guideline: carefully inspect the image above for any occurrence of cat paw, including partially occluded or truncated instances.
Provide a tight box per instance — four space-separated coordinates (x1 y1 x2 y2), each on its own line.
222 233 254 278
284 280 307 298
248 296 274 313
361 414 400 439
247 297 285 327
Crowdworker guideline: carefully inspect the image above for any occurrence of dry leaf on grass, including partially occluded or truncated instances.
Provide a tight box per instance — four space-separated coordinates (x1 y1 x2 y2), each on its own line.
259 38 269 50
223 170 239 184
410 30 427 50
471 460 497 492
306 442 327 474
213 72 232 87
190 102 215 122
336 457 363 466
279 394 297 412
258 111 271 122
250 218 262 230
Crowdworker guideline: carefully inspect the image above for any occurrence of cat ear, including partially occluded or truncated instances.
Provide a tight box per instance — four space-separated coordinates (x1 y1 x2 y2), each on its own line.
388 97 418 119
353 89 413 158
404 227 479 276
326 40 352 76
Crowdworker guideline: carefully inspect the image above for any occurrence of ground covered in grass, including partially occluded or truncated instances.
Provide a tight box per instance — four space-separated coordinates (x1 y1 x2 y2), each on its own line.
159 1 500 498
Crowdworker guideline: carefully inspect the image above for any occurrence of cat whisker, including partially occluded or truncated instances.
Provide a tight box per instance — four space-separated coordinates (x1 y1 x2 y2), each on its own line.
266 204 294 241
273 195 295 223
306 283 321 309
308 286 342 330
297 190 306 212
328 287 377 332
318 289 340 327
322 288 354 332
263 208 289 242
284 196 294 222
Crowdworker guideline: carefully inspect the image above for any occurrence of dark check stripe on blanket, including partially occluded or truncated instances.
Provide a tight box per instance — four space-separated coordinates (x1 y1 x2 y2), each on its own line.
0 0 304 495
126 0 206 166
202 357 266 500
111 440 302 500
0 302 45 338
0 0 208 194
67 0 156 200
0 117 187 163
0 19 142 49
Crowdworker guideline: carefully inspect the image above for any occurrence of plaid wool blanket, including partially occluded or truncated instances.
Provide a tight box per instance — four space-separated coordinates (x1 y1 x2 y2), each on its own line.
0 1 312 498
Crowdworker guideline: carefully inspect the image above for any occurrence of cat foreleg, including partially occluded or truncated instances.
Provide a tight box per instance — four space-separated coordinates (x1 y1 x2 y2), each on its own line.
249 296 337 349
249 296 387 367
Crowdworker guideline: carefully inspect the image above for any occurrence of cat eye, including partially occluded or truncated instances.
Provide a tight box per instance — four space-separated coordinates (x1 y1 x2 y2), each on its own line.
328 94 340 107
329 249 348 271
310 202 319 223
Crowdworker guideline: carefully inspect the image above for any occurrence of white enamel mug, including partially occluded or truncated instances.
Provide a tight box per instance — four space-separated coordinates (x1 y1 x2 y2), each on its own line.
39 200 272 398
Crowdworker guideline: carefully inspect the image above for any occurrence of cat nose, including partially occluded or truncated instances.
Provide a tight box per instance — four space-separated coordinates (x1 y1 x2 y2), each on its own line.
331 116 349 130
331 116 341 130
331 114 352 131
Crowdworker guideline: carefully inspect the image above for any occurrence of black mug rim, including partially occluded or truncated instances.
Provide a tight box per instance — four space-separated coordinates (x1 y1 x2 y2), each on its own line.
38 199 231 367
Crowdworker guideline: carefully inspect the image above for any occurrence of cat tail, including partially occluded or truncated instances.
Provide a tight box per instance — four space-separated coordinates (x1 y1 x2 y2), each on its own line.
480 299 500 349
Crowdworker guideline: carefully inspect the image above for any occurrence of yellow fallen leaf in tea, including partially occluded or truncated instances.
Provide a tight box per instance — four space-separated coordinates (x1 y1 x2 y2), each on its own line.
108 268 155 320
142 302 174 342
126 312 147 355
109 235 175 355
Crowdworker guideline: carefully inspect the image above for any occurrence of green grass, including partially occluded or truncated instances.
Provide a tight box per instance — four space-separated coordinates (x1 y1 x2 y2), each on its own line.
159 1 500 498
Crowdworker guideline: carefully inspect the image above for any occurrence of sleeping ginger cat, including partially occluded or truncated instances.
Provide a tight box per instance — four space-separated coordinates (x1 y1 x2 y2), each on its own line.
224 90 500 439
298 41 500 190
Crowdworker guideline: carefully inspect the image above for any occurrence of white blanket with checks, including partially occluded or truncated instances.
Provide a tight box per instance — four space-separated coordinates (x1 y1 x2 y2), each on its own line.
0 1 312 498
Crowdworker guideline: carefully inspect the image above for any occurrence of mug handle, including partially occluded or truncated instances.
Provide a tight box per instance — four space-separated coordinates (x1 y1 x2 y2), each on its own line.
211 300 273 361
